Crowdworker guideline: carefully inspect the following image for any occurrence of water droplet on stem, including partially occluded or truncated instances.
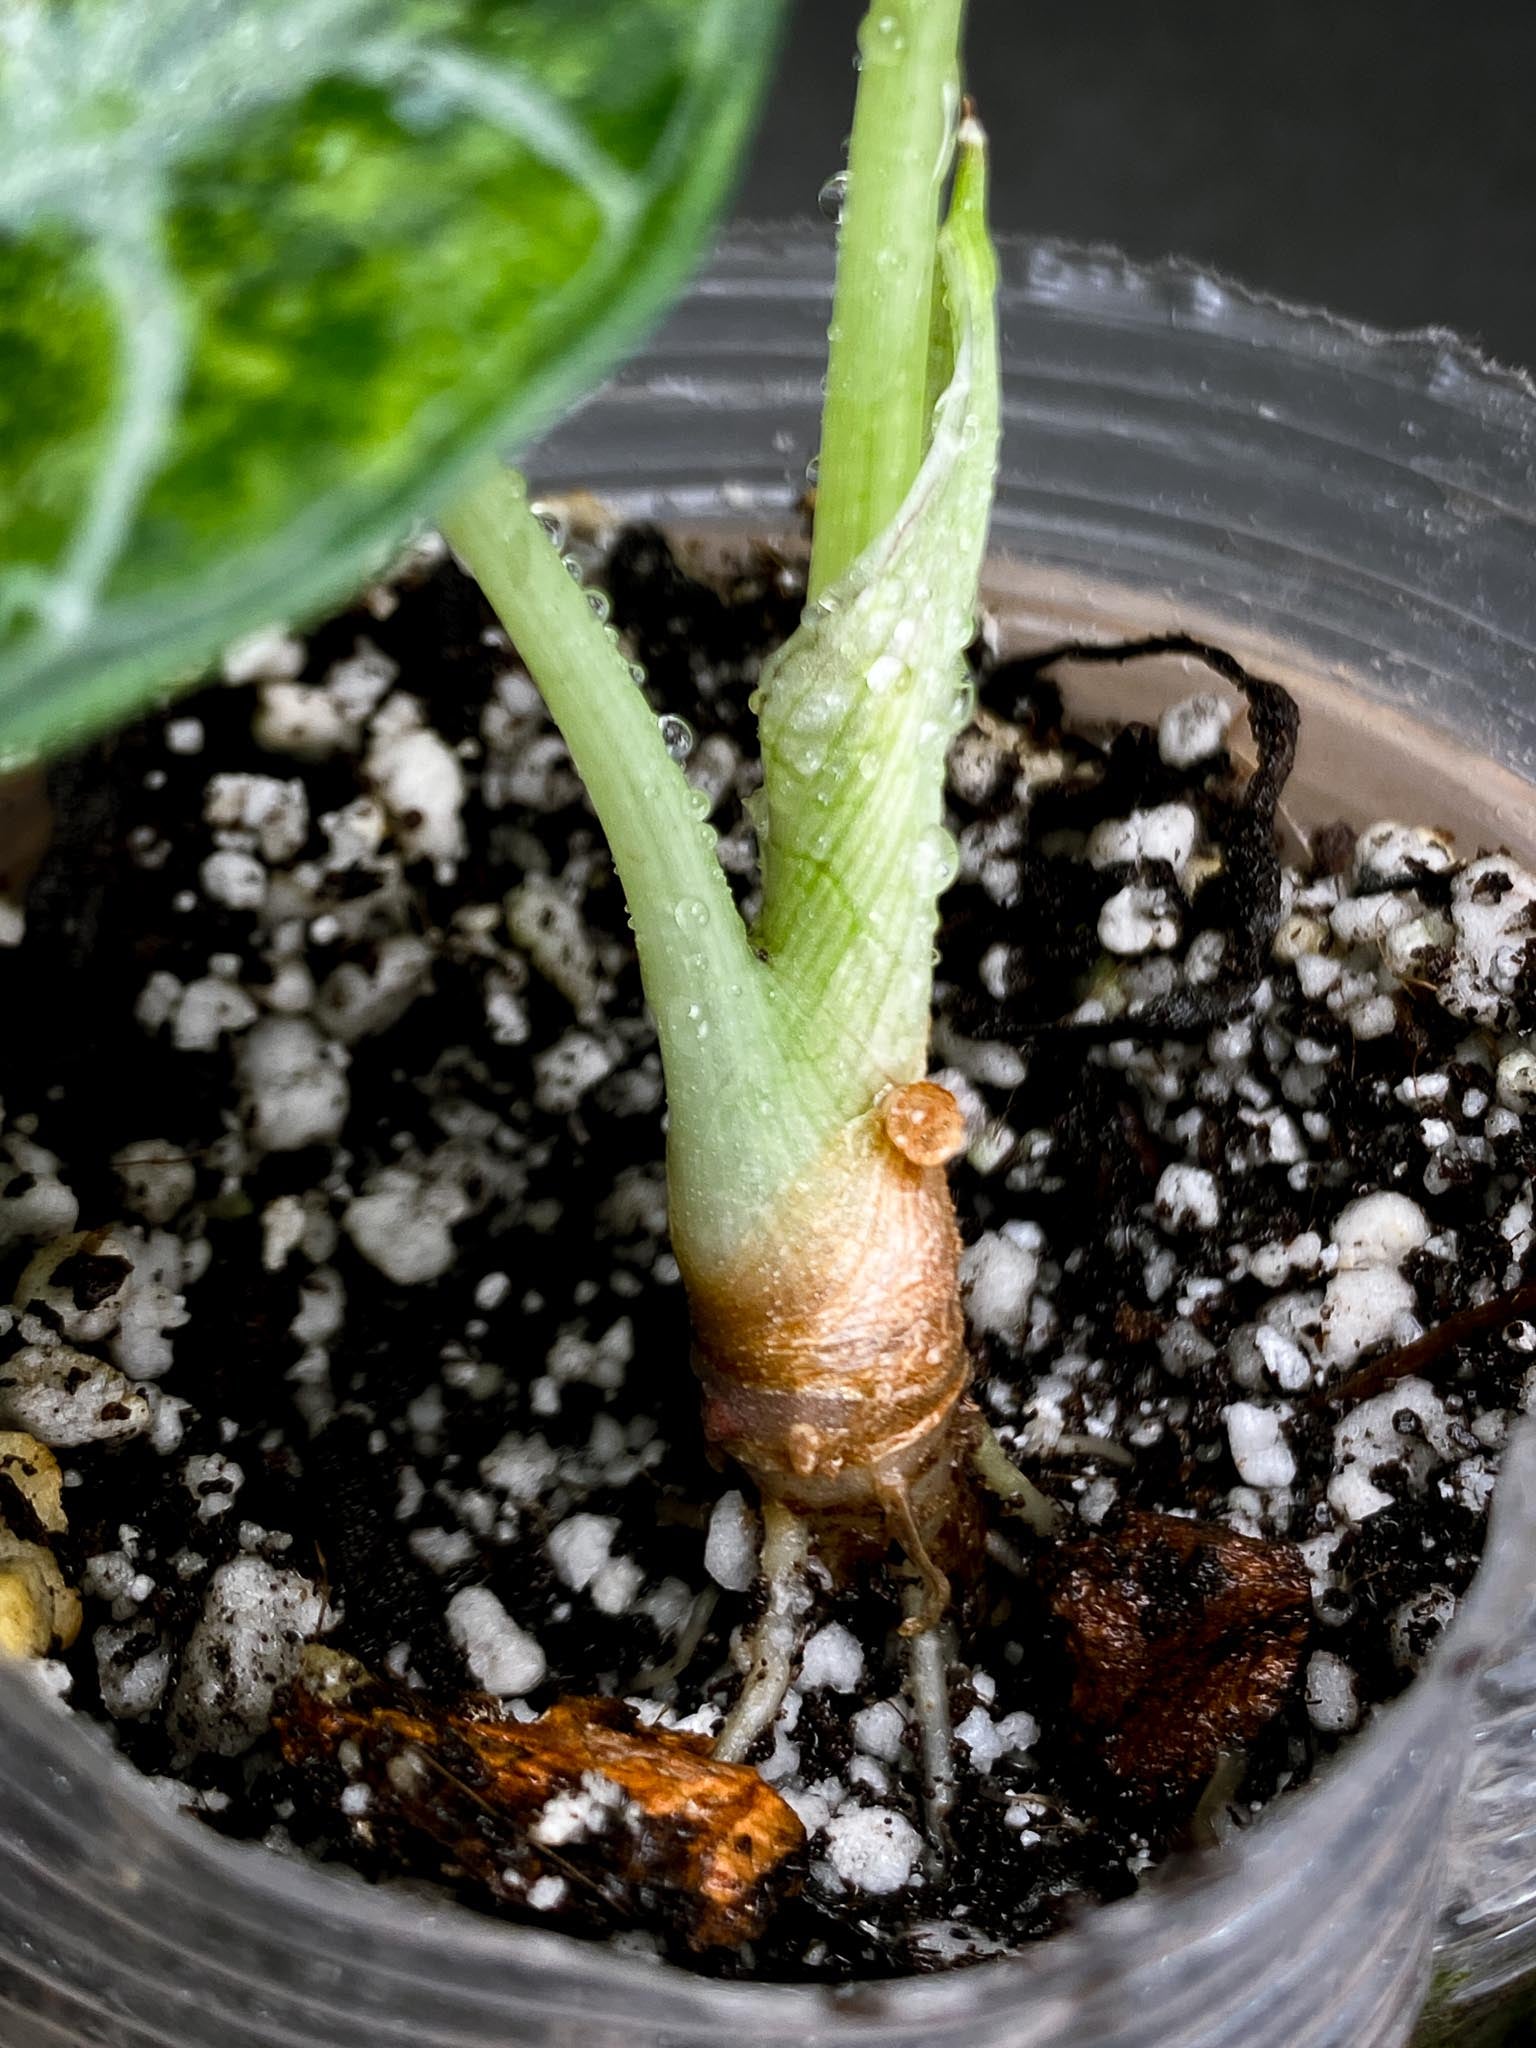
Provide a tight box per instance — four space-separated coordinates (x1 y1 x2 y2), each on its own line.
817 171 849 221
659 713 695 763
530 503 566 551
912 824 959 891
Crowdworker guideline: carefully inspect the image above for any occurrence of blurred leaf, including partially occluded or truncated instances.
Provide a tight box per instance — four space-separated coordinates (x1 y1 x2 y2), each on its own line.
0 0 782 760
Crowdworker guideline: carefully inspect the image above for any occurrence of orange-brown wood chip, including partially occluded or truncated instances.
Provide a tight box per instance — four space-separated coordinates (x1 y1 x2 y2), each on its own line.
277 1650 804 1949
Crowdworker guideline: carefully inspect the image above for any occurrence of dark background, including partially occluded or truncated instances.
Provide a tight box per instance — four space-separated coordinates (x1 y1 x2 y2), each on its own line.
738 0 1536 373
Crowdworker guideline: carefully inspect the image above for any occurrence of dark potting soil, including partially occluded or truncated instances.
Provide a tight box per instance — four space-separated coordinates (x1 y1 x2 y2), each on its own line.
2 521 1535 1979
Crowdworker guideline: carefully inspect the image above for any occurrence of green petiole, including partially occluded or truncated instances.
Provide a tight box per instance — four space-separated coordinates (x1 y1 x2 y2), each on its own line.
808 0 968 599
445 0 996 1282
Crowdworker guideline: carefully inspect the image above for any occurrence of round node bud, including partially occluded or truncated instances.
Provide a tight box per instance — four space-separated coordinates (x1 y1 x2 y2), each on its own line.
881 1082 966 1168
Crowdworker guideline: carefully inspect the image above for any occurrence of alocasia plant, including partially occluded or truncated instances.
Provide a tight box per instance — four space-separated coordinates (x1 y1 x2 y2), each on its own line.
3 0 1054 1818
0 0 781 761
446 0 1057 1789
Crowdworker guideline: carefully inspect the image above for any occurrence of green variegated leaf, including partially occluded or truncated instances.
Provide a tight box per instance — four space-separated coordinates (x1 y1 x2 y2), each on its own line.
0 0 782 761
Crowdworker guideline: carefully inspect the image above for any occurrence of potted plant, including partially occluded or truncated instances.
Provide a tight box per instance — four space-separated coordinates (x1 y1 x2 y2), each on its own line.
1 2 1535 2043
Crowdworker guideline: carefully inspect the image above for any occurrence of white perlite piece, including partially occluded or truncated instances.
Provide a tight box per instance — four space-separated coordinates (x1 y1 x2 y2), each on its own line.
545 1318 634 1392
173 976 259 1051
1496 1045 1536 1111
479 1431 559 1507
590 1554 645 1617
1086 803 1199 875
1329 1377 1455 1523
169 1558 324 1758
1328 1462 1395 1526
15 1230 135 1341
704 1490 758 1593
505 874 605 1017
445 1586 546 1697
1304 1651 1359 1733
0 1344 150 1448
183 1452 244 1520
199 848 268 911
799 1623 864 1694
1329 890 1419 950
1158 692 1232 769
94 1625 173 1719
851 1699 907 1763
343 1163 472 1286
315 935 433 1042
165 717 204 755
824 1808 924 1894
222 625 305 685
238 1018 350 1152
204 772 309 864
0 1136 78 1249
1352 820 1457 890
366 725 466 880
1440 855 1536 1025
319 795 388 870
1224 1402 1297 1489
1330 1193 1430 1271
955 1706 1039 1773
1251 1323 1312 1392
1317 1267 1418 1371
959 1226 1039 1346
410 1526 475 1573
1098 883 1179 955
291 1267 345 1346
112 1140 196 1225
532 1029 620 1114
261 1196 307 1273
547 1513 620 1594
1389 1585 1458 1669
112 1226 190 1380
255 681 350 759
1344 994 1398 1042
1381 910 1455 984
326 638 399 724
1155 1163 1221 1233
532 1771 628 1847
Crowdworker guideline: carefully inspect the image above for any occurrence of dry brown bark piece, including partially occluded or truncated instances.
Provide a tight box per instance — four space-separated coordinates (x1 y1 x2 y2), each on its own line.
277 1650 804 1949
1042 1509 1311 1805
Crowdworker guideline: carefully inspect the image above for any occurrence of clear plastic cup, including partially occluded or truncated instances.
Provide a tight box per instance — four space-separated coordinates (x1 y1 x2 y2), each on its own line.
4 233 1536 2048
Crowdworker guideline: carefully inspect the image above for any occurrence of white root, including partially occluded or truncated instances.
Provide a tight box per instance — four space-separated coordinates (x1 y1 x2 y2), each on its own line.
632 1586 718 1695
711 1502 812 1764
1047 1432 1135 1470
902 1578 958 1865
1190 1748 1248 1849
983 1527 1029 1577
972 1424 1067 1534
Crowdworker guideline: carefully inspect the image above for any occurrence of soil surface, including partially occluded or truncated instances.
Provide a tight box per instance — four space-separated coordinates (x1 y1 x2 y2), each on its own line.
2 524 1534 1980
